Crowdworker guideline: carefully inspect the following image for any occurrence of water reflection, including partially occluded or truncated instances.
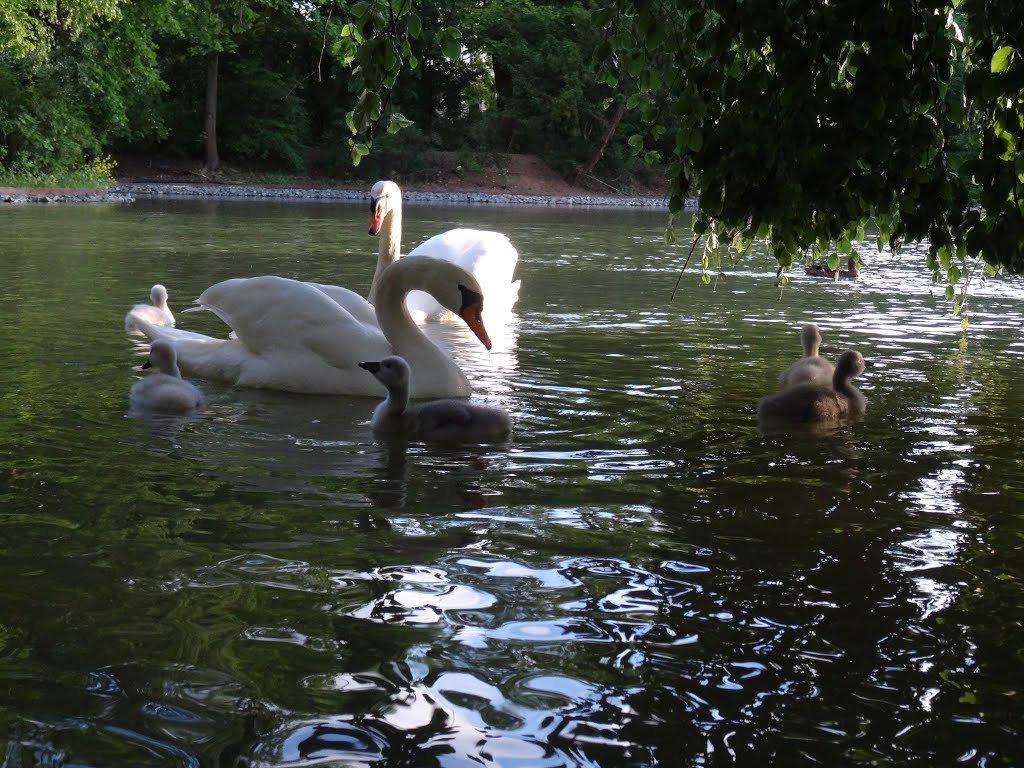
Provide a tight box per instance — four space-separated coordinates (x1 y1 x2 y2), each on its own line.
2 201 1024 766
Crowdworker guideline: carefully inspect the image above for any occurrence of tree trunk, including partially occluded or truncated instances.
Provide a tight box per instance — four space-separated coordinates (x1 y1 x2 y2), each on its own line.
492 55 515 151
204 51 221 173
572 100 625 184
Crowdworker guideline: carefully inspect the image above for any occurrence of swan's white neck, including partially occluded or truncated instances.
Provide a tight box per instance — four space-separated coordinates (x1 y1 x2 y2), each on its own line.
373 258 471 397
369 199 402 304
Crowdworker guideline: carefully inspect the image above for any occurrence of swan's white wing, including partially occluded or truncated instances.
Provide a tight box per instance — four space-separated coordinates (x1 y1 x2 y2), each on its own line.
149 276 390 395
410 228 518 280
196 276 381 355
408 228 520 319
306 282 378 327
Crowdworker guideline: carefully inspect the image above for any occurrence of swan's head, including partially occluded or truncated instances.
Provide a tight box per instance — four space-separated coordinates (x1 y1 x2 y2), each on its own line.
359 355 410 389
380 255 493 350
150 284 169 305
834 350 870 382
800 323 822 354
142 338 179 375
368 180 401 236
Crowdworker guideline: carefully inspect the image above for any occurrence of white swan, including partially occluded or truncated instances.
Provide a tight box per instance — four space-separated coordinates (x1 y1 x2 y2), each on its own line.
367 180 521 323
758 350 870 425
125 284 175 334
778 323 834 388
130 339 202 412
359 356 512 442
128 255 492 398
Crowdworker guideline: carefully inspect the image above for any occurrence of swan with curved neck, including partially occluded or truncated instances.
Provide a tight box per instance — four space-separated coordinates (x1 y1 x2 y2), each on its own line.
367 180 520 322
757 349 870 425
127 255 491 398
778 323 834 388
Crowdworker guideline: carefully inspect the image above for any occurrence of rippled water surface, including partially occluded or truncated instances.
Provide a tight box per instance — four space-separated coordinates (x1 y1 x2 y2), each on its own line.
1 198 1023 767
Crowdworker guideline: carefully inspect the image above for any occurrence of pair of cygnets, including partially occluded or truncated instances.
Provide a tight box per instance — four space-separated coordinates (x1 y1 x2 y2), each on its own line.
756 323 870 425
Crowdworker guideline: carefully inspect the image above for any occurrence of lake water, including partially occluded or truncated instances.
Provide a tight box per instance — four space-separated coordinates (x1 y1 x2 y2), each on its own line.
1 197 1022 767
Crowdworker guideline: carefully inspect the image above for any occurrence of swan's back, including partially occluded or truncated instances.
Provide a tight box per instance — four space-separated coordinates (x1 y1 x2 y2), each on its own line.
778 323 834 388
408 228 520 320
130 375 202 412
409 398 512 442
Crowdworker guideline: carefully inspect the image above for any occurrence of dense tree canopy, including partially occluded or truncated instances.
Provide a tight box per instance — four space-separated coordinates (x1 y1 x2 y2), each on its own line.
1 0 1021 286
594 0 1023 289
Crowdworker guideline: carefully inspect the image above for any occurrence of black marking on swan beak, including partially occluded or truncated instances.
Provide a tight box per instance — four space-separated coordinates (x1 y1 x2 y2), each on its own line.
458 284 484 316
359 361 381 374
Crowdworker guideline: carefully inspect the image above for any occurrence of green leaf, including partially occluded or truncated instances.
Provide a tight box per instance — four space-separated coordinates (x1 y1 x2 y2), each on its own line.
440 28 462 60
991 46 1014 73
407 13 422 38
351 142 370 166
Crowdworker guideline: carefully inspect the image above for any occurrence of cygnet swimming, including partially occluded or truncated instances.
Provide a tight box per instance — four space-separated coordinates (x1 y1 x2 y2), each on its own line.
359 355 512 442
125 284 175 334
757 349 870 425
778 323 835 388
130 339 202 412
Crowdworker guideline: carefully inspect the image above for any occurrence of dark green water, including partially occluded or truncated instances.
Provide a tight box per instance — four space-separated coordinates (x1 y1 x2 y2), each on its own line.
1 198 1022 767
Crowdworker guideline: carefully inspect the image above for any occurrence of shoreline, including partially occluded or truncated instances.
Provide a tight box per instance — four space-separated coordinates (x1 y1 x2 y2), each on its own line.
1 181 674 209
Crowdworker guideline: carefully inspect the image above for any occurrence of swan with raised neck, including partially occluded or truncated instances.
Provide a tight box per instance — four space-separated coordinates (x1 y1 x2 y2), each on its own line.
367 179 520 322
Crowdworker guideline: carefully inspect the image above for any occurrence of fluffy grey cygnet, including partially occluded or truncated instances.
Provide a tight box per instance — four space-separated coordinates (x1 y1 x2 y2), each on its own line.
778 323 835 388
125 283 175 334
130 339 202 412
359 355 512 442
758 349 869 424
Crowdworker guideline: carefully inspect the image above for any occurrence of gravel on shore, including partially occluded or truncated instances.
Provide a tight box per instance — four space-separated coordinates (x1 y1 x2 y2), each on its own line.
3 182 676 208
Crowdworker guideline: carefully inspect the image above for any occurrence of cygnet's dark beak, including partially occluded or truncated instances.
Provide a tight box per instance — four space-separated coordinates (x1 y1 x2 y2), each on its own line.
359 361 381 374
863 359 875 368
141 358 153 370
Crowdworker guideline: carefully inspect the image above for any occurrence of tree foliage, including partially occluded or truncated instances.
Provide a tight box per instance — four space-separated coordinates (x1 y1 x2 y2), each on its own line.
4 0 1020 286
594 0 1023 284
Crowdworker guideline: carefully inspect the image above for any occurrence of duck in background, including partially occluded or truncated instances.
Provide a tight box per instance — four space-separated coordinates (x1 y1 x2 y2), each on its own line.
757 349 871 427
778 323 835 388
359 356 512 443
805 256 859 280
